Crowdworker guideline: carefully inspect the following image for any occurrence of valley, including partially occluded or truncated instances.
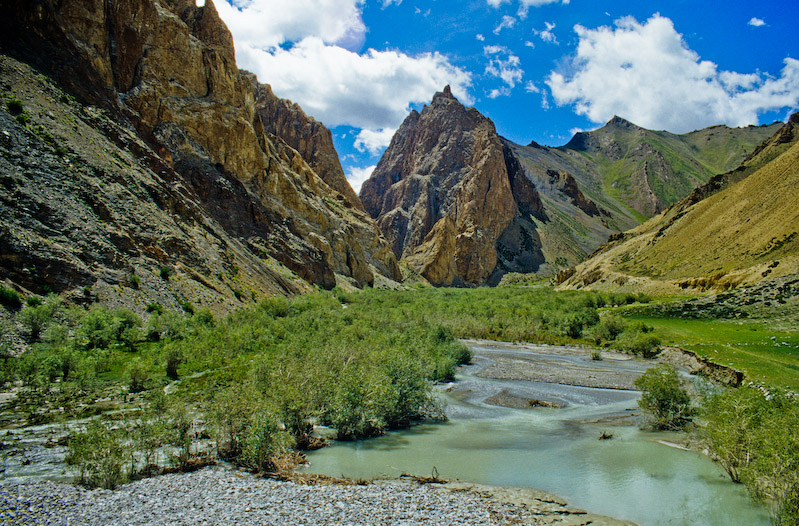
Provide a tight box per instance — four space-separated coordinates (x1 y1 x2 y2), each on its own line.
0 1 798 525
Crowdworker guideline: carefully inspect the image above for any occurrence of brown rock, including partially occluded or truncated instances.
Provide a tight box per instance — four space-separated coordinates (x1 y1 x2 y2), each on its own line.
251 81 363 211
0 0 400 303
361 86 519 285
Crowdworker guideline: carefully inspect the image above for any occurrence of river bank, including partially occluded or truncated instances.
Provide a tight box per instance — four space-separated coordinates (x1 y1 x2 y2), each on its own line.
0 464 634 525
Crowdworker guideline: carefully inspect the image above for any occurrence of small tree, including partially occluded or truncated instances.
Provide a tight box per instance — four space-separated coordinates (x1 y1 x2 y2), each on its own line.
634 364 694 430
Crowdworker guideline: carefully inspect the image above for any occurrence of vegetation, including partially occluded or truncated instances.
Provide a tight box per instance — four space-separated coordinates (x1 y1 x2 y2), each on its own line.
702 387 799 525
634 364 694 430
0 286 22 310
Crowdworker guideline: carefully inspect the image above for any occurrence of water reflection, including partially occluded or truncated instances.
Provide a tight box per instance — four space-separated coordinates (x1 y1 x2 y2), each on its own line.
303 342 769 526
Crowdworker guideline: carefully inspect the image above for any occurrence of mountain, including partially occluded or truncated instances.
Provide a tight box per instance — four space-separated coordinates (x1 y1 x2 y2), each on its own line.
559 116 781 217
0 0 399 313
362 88 777 286
360 86 521 286
556 114 799 293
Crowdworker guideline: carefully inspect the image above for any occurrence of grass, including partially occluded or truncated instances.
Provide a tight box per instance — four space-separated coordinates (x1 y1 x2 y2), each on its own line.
621 314 799 389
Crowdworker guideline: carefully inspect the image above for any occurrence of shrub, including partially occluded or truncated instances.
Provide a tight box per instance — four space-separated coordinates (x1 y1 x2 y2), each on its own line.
19 297 61 342
128 363 149 393
159 266 172 280
618 331 661 358
0 286 21 310
164 348 183 380
6 98 24 115
592 315 626 343
66 421 131 489
145 302 164 314
634 364 693 430
129 274 140 289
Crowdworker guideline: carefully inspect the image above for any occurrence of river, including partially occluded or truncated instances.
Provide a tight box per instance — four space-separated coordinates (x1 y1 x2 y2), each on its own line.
301 340 771 526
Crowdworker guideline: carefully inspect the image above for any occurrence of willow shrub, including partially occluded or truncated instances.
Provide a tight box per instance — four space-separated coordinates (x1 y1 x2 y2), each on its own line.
702 387 799 524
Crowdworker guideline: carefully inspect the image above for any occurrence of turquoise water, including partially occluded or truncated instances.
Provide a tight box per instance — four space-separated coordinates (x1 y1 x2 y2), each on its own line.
303 344 770 526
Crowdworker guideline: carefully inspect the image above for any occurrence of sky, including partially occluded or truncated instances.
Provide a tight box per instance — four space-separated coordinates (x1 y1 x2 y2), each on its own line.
211 0 799 193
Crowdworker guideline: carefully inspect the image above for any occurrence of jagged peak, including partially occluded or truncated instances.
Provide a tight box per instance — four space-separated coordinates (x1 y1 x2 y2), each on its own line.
605 115 637 128
790 112 799 124
432 85 458 104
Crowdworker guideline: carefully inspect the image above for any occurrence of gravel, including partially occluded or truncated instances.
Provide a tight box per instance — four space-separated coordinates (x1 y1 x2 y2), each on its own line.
0 466 544 526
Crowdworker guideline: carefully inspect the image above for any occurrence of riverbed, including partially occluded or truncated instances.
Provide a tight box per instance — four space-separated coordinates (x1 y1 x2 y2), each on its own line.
301 340 770 526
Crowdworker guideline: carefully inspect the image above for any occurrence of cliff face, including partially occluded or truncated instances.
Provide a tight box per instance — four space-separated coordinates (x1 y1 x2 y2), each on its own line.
0 0 399 310
251 81 363 211
360 86 521 286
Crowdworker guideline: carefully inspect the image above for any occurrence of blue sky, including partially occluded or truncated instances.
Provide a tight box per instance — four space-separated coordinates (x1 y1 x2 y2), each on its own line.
213 0 799 192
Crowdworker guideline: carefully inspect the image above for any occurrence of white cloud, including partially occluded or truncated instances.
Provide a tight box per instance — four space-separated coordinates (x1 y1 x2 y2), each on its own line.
533 21 558 44
748 17 766 27
493 15 516 35
488 87 511 99
524 40 535 48
216 0 366 50
382 0 402 6
476 33 485 41
524 81 540 93
484 45 523 89
239 38 472 130
347 165 377 194
547 15 799 133
486 0 569 17
354 128 396 155
215 1 472 132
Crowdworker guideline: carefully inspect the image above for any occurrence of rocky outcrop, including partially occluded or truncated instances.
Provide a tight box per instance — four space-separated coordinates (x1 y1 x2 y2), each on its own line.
0 0 399 309
361 86 520 285
546 169 604 218
251 81 363 211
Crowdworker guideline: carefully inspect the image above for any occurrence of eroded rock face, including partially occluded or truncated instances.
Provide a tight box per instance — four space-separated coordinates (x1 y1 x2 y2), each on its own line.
360 86 519 285
251 81 363 211
0 0 399 301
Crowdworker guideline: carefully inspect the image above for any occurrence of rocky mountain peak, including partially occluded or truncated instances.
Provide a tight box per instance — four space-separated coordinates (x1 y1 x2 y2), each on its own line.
605 115 637 129
360 87 523 285
432 84 456 103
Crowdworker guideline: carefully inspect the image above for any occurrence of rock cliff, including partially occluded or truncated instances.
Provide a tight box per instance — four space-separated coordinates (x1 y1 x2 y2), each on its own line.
0 0 399 311
360 86 521 285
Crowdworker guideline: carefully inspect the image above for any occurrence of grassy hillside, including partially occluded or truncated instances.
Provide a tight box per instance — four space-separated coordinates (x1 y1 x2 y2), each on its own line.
557 116 799 294
560 117 781 217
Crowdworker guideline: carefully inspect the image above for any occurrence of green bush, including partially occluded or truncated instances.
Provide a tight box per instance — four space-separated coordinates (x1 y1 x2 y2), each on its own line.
19 296 62 341
66 421 131 489
702 387 799 524
634 364 693 430
0 286 22 309
129 274 140 289
6 98 24 115
159 266 172 280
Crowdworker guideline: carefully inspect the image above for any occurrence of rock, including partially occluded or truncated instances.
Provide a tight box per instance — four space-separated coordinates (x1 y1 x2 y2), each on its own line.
0 0 400 306
361 86 521 285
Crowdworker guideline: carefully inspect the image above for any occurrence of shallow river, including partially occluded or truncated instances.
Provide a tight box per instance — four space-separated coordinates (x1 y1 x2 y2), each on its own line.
302 341 770 526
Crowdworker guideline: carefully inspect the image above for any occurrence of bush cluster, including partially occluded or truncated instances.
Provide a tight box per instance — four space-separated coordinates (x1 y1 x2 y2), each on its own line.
702 387 799 525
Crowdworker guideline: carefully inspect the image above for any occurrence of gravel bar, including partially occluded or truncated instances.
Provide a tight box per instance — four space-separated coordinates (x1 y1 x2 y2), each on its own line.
0 465 634 525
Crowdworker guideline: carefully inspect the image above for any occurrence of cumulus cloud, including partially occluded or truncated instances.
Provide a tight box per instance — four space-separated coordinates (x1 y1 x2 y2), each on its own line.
239 38 472 130
216 0 366 50
216 2 472 132
533 22 558 44
486 0 569 18
354 128 396 155
346 165 377 194
494 15 516 35
484 45 523 92
476 33 486 41
748 17 767 27
547 15 799 133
